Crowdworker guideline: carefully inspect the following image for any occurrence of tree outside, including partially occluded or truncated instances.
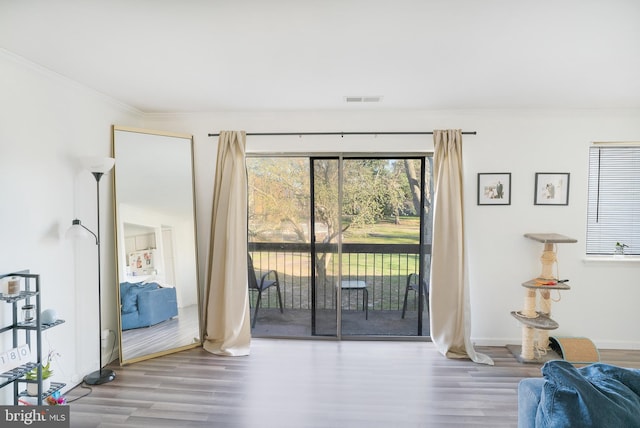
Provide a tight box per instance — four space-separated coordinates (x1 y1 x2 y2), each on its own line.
248 157 427 245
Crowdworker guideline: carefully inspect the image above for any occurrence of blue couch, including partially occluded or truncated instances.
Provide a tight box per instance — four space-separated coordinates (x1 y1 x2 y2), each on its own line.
119 281 178 330
518 360 640 428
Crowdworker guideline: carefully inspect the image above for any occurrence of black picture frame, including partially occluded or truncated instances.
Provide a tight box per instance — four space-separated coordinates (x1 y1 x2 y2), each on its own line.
477 173 511 205
534 172 570 205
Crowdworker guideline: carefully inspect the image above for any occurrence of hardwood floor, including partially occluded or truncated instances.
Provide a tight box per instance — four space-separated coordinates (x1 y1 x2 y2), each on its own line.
121 304 200 361
65 340 640 428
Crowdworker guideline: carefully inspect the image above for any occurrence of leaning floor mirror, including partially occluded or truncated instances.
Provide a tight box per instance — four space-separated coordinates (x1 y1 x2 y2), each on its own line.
112 125 202 364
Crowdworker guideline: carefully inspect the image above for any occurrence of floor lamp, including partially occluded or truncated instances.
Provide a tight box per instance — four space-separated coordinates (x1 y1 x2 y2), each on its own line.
67 156 116 385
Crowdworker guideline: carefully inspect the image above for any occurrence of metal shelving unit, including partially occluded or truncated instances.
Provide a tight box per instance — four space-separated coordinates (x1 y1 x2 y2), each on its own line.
0 271 65 404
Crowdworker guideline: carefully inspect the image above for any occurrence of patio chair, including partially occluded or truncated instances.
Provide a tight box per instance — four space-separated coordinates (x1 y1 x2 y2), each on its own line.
401 273 429 319
248 254 283 328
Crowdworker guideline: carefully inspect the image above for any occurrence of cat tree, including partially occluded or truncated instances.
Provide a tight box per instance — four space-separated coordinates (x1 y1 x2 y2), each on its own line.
508 233 575 363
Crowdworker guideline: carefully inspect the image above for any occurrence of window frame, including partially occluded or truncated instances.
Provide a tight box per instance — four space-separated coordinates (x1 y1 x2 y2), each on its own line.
586 143 640 256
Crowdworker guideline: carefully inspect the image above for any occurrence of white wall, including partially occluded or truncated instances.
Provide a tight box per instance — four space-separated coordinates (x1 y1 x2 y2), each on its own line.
145 109 640 350
0 50 142 403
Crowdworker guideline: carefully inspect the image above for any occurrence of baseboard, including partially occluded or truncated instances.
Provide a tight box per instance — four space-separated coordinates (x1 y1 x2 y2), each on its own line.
587 340 640 350
472 337 640 350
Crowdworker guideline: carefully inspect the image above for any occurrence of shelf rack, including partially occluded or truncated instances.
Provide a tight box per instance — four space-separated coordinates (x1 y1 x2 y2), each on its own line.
1 271 65 404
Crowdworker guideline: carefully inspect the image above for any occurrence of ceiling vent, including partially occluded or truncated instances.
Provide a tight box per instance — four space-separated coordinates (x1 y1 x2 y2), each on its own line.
344 96 383 103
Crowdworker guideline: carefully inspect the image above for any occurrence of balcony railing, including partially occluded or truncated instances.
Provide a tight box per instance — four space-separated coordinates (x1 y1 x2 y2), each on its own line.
248 242 430 313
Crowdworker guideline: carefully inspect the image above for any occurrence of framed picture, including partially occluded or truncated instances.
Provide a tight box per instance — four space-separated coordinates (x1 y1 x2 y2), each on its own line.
534 173 570 205
477 173 511 205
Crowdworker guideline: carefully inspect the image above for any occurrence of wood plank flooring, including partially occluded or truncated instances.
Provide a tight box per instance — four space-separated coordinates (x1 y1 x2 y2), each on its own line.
121 304 200 361
64 340 640 428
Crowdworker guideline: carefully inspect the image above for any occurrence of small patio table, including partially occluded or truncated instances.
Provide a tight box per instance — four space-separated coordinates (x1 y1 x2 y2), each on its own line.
340 280 368 319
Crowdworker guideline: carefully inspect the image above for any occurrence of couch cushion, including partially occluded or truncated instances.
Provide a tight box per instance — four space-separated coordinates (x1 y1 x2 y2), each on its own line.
536 360 640 428
120 282 159 314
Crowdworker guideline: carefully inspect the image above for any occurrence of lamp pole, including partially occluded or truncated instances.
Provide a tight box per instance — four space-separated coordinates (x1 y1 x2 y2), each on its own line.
83 171 116 385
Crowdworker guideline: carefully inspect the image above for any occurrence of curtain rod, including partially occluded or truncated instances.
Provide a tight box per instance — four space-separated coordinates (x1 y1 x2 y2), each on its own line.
208 131 477 137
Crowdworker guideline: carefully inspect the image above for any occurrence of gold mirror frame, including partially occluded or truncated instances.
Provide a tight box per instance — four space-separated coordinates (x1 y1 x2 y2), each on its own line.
112 125 201 365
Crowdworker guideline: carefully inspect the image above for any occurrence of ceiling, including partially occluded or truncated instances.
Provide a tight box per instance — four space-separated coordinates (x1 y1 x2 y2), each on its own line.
2 0 639 113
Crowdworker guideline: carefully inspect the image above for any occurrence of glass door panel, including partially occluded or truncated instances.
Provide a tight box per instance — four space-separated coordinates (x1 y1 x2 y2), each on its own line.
247 157 312 336
311 158 339 336
340 158 426 336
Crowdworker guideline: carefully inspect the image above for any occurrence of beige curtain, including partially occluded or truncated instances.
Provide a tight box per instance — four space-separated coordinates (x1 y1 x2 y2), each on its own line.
203 131 251 356
429 129 493 365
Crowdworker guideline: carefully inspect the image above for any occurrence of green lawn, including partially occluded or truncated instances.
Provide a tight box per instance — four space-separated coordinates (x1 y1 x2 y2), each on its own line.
343 216 420 244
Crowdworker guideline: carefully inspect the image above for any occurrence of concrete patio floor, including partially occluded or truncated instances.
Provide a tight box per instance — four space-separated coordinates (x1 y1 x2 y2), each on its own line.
251 308 430 338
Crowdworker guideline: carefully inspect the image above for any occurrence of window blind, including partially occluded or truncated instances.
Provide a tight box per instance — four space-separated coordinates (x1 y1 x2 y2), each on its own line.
586 146 640 255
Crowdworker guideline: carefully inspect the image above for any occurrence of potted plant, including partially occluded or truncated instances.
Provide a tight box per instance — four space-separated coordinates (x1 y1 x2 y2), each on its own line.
25 349 58 396
615 242 629 256
25 362 52 396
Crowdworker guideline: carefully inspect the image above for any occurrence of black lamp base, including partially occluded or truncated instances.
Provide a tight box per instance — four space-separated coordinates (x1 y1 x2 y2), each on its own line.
84 368 116 385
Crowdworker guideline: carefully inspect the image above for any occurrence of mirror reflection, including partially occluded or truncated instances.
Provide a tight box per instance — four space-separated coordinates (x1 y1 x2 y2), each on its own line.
112 126 201 364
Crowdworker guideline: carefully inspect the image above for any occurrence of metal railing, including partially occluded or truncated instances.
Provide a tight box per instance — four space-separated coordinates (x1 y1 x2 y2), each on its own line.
249 242 430 312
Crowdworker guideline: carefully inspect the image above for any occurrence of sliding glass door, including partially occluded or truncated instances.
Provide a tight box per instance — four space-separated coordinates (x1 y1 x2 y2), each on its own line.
247 155 431 338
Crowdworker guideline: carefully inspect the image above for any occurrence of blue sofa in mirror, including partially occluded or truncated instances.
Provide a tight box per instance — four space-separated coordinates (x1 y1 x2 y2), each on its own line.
120 281 178 330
